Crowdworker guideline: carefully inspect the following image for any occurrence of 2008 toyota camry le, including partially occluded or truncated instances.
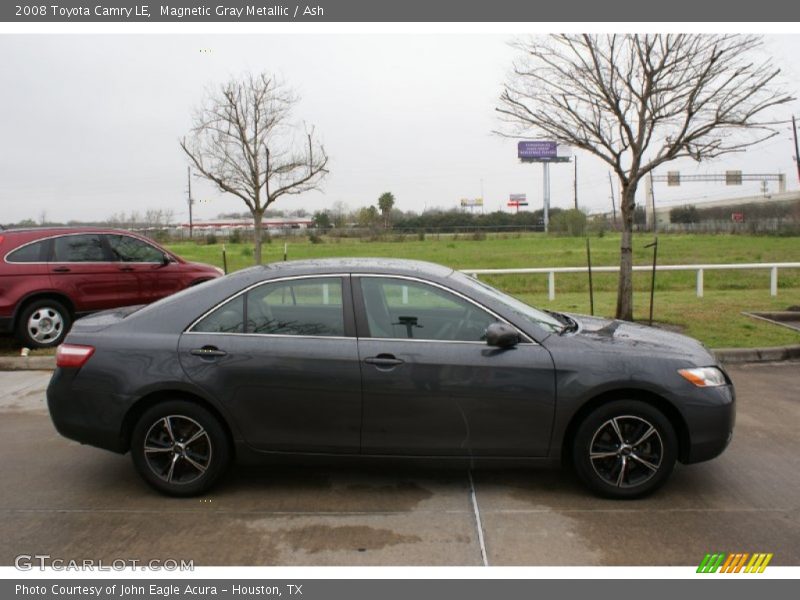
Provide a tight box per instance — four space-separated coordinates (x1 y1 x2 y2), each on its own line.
47 258 735 499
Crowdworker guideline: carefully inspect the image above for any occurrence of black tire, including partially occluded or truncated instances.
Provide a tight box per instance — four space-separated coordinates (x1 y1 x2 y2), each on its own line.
130 400 231 497
572 400 677 499
15 299 71 349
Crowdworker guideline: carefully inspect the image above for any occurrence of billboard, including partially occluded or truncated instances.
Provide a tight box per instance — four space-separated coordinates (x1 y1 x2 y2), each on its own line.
508 193 529 208
518 141 557 160
517 141 571 162
460 198 484 207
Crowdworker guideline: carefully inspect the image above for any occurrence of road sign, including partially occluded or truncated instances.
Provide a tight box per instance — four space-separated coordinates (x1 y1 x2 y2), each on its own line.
667 171 681 186
509 193 527 202
726 170 743 185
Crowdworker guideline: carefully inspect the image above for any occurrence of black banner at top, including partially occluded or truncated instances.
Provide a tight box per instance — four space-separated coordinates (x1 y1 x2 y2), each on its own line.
3 0 800 22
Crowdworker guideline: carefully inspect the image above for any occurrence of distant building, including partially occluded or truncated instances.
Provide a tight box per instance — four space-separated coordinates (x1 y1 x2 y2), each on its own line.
652 190 800 229
175 217 313 236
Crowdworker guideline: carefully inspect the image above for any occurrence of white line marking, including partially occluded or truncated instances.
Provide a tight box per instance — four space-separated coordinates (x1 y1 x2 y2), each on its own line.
468 470 489 567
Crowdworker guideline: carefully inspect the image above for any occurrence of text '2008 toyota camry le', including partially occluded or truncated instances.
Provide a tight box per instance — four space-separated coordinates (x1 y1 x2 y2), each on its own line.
47 258 735 499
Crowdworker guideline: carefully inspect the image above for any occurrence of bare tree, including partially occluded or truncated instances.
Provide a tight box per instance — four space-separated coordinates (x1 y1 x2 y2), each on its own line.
181 72 329 264
144 209 163 229
498 34 793 320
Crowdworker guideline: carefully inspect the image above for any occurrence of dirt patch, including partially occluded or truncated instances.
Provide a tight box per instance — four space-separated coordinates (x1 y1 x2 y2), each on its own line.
271 524 422 554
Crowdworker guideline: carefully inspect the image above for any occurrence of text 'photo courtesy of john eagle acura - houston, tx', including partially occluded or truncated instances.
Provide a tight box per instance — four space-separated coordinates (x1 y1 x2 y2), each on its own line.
45 258 736 499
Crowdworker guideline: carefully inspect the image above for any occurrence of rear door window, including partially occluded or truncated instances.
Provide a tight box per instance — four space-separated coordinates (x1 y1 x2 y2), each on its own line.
246 277 344 337
192 296 245 334
52 234 109 262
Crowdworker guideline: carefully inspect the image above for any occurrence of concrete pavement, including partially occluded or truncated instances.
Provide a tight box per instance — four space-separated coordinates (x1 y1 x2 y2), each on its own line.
1 363 798 566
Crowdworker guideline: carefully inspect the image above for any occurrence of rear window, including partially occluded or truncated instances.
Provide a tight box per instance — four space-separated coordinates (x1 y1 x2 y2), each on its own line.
6 240 48 263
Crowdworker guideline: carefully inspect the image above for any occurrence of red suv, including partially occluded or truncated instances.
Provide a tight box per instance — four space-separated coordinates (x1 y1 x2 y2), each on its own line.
0 228 223 348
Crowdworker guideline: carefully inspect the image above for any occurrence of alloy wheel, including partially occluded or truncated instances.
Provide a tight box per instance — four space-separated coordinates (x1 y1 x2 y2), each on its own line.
143 415 212 485
589 415 663 488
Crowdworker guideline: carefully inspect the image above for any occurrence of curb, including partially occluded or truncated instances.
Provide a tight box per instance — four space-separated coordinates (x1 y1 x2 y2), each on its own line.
712 345 800 365
1 345 799 371
0 356 56 371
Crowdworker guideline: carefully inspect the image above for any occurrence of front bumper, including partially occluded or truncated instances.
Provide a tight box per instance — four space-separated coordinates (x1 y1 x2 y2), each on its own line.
680 383 736 464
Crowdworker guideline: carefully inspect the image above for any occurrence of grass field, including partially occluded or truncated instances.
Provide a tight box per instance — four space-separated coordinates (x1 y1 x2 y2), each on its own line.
2 233 797 356
166 232 800 349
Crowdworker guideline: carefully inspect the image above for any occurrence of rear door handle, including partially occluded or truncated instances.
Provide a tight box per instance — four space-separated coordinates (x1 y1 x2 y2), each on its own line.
52 266 71 273
364 354 404 368
190 346 227 358
118 266 135 272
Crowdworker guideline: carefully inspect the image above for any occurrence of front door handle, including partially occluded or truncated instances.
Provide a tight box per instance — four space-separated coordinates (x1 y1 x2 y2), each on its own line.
364 354 404 368
52 266 71 273
190 346 227 358
118 266 135 272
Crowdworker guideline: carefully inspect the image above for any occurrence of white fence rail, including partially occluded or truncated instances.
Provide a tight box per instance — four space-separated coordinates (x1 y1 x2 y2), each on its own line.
461 262 800 300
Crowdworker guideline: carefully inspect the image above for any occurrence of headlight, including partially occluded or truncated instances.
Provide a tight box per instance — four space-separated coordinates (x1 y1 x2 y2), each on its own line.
678 367 727 387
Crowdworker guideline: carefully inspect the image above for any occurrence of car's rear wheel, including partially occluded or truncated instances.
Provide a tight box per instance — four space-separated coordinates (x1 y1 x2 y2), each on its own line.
16 299 71 349
130 401 231 497
572 400 677 499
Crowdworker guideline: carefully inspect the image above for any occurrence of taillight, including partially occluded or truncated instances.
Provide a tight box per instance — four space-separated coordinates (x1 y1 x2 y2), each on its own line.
56 344 95 368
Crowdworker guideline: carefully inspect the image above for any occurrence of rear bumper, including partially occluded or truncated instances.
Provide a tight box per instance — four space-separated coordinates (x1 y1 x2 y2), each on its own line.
680 383 736 464
47 368 129 453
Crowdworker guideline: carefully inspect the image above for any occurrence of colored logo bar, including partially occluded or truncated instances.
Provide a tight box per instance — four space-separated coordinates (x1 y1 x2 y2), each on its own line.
697 552 773 573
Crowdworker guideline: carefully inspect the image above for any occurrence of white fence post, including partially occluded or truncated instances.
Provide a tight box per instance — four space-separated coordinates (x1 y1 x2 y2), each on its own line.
771 267 778 296
548 271 555 301
696 269 704 298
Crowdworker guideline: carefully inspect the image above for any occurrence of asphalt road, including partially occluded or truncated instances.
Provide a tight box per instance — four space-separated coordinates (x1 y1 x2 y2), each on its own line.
1 362 798 566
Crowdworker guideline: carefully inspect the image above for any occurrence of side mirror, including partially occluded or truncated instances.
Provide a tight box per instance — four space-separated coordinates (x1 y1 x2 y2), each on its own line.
486 322 521 348
160 253 171 266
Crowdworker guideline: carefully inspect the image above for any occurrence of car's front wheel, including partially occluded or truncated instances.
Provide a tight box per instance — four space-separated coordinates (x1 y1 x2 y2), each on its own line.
572 400 677 499
130 401 231 496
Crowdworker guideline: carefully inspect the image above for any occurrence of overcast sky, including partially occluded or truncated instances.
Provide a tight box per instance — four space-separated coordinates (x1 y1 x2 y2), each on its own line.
1 34 798 224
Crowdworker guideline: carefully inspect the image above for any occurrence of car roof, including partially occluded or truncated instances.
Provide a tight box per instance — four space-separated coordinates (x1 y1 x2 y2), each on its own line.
1 226 135 236
237 257 454 279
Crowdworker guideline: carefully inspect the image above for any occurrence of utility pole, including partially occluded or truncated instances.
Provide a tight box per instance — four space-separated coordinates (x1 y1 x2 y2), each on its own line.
649 172 657 233
542 162 550 232
573 156 578 210
793 115 800 184
187 166 194 239
608 172 618 228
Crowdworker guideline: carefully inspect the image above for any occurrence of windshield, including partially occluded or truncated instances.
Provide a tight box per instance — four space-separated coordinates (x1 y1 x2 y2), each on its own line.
450 271 565 335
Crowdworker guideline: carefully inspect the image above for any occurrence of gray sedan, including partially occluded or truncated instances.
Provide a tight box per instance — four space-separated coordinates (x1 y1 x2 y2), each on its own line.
47 258 735 499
